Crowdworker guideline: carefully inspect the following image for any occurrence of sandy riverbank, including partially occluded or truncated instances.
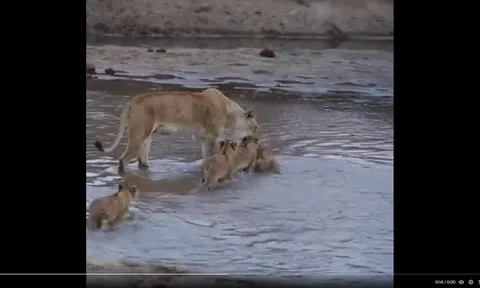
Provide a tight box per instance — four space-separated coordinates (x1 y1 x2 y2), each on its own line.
86 259 278 287
86 0 393 39
87 258 185 273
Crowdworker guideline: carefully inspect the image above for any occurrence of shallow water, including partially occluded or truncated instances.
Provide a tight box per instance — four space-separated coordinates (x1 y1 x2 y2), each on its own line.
86 38 393 275
86 92 393 275
87 38 393 97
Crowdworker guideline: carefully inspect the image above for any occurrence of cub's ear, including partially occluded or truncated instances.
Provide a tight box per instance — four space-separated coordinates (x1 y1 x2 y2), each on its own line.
245 109 254 118
129 186 138 194
118 184 124 191
219 141 225 148
231 142 237 150
252 136 260 144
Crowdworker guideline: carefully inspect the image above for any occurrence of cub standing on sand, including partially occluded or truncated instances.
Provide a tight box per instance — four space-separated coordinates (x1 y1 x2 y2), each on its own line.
93 88 259 174
254 140 280 174
87 184 139 231
232 135 261 174
201 140 237 191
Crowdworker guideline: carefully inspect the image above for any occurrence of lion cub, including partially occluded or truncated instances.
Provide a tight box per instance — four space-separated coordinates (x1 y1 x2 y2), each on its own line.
233 135 261 173
201 140 237 190
254 140 280 174
87 184 139 230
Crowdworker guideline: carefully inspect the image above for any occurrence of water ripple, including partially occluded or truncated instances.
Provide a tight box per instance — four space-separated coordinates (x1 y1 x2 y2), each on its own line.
86 87 392 275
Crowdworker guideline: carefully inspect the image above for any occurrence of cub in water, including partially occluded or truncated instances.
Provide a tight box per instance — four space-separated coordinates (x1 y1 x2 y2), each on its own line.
87 184 139 231
200 140 237 191
254 140 280 174
232 135 261 174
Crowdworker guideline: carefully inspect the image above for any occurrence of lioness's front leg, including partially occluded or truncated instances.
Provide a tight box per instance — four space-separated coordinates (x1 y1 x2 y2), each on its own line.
201 137 216 160
245 159 257 173
224 168 234 181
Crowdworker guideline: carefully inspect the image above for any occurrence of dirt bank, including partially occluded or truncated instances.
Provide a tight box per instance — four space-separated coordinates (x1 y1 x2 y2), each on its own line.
86 259 274 287
87 258 184 273
86 0 393 39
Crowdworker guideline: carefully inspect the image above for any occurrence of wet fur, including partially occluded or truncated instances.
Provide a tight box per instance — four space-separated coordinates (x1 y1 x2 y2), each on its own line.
201 140 237 190
254 141 280 174
233 135 260 174
87 184 139 231
93 88 259 174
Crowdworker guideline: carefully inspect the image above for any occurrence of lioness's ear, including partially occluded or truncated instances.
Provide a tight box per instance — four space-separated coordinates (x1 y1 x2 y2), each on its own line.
231 142 237 150
219 141 225 148
242 136 247 143
129 186 138 194
118 184 124 191
245 110 254 118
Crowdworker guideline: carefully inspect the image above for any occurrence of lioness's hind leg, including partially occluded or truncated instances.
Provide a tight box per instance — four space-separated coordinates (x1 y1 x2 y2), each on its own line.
224 169 234 181
119 133 148 174
138 136 152 169
119 143 142 174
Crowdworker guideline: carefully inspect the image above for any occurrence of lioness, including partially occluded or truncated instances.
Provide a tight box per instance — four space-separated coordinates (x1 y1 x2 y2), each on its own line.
232 135 260 174
201 140 237 191
254 140 280 174
87 184 139 230
94 88 259 174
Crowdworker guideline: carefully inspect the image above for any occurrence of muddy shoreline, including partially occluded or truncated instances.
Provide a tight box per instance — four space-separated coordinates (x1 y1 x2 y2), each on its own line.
86 0 393 39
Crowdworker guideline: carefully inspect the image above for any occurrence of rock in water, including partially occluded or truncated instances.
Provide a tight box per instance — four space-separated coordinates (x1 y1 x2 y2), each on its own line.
260 47 276 58
86 63 96 74
105 68 116 75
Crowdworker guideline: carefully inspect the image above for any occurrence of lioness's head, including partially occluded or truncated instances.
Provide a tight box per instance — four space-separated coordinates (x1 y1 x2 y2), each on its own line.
236 109 259 136
218 140 237 156
240 135 260 148
118 183 140 204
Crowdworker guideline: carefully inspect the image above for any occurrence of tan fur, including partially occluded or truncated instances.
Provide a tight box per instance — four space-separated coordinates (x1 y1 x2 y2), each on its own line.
87 184 139 231
201 140 237 190
205 137 229 155
254 140 280 174
94 88 259 174
232 135 260 174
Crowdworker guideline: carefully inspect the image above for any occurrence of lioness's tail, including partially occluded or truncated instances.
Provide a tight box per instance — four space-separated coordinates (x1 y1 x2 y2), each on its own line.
94 103 130 153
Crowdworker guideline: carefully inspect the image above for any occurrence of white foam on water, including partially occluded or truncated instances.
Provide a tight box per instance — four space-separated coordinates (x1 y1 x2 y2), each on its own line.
103 166 118 174
87 158 116 164
89 179 106 186
302 153 320 158
87 172 98 177
97 158 204 181
104 175 122 182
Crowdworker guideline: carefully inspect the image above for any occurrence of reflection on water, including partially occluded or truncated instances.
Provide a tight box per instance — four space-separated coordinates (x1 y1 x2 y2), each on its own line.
86 88 393 275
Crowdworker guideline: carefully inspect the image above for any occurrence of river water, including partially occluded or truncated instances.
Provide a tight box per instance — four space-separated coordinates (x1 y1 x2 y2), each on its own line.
86 38 393 276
